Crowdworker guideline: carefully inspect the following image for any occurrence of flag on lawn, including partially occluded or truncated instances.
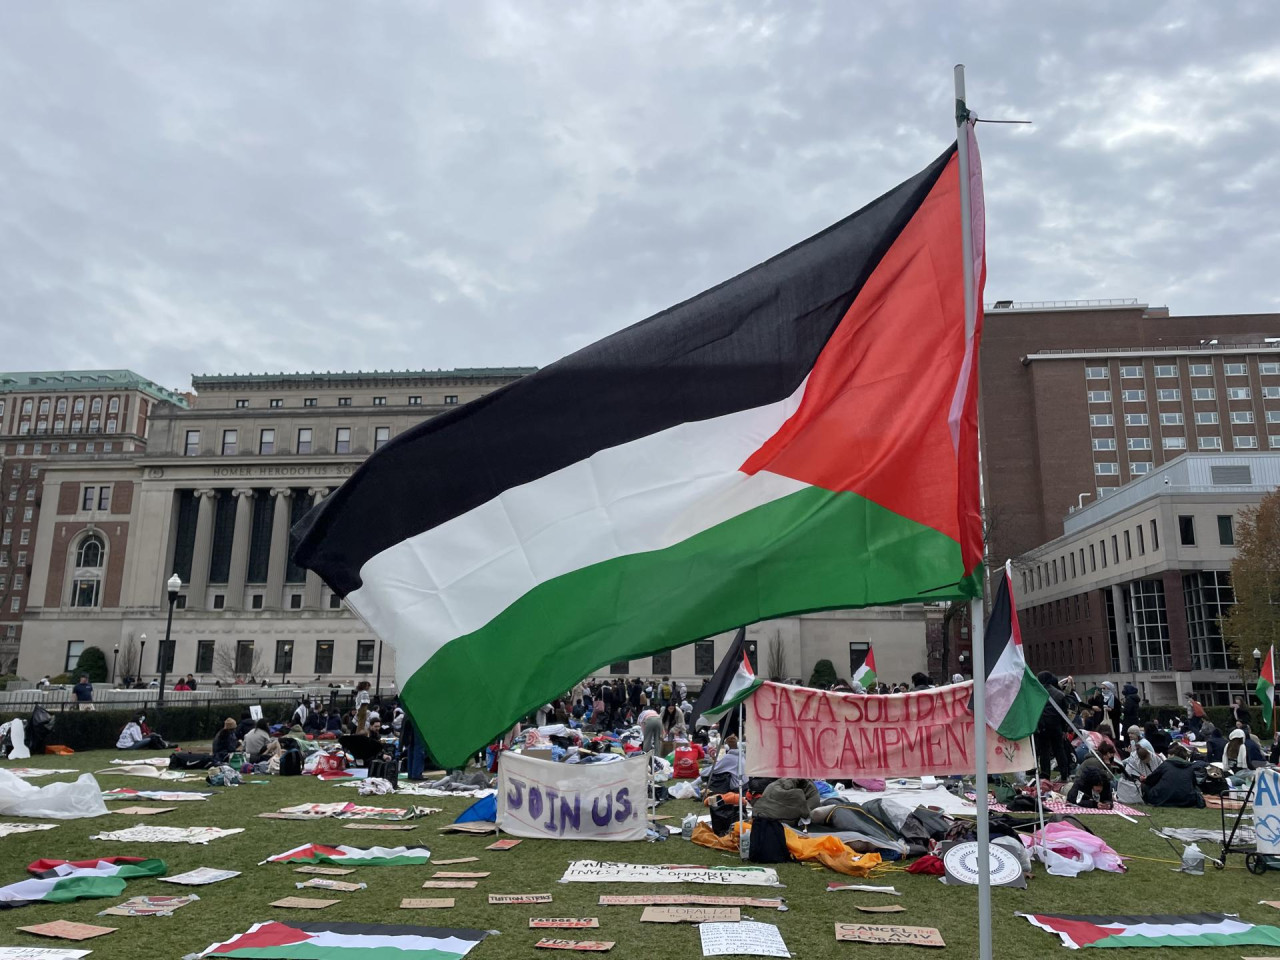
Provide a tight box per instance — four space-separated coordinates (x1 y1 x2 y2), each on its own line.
197 921 490 960
1258 645 1275 732
1021 912 1280 949
260 844 431 867
293 140 986 767
701 650 763 723
0 857 166 909
691 629 748 732
851 648 877 689
983 562 1049 741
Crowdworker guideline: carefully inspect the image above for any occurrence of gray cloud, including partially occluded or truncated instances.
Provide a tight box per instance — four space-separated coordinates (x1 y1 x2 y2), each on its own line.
0 1 1277 391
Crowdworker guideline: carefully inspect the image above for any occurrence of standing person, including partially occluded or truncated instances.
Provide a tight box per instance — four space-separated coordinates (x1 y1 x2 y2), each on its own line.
659 677 672 709
1120 683 1140 731
677 679 688 704
1034 671 1071 780
1184 692 1206 734
628 678 642 714
1231 695 1253 734
72 674 94 711
601 682 615 730
1099 681 1121 734
354 681 372 733
640 706 663 755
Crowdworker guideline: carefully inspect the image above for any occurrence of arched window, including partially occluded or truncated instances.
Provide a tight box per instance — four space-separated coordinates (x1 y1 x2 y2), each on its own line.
77 534 104 568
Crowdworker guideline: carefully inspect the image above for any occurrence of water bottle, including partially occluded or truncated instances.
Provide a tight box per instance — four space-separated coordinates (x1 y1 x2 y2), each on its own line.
681 813 697 841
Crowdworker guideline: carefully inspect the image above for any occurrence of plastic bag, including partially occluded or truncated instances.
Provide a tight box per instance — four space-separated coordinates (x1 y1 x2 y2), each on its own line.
668 780 701 801
0 769 108 819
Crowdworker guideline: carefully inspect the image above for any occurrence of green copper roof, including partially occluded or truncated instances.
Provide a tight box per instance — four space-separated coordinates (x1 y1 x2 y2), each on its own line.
191 367 536 386
0 369 189 406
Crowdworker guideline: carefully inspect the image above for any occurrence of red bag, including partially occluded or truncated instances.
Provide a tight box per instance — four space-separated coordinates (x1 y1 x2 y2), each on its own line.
313 753 346 775
673 746 700 780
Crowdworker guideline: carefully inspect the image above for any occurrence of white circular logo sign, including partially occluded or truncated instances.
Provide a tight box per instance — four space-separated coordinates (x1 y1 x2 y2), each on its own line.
941 841 1023 887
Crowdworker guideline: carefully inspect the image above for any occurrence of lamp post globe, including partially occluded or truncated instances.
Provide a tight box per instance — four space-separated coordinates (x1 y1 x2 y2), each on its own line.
159 574 183 706
138 633 147 689
1255 648 1264 675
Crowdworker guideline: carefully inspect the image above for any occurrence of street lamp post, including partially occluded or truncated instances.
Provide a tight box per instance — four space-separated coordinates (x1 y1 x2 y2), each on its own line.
111 645 119 687
159 574 182 705
138 634 147 690
281 642 293 687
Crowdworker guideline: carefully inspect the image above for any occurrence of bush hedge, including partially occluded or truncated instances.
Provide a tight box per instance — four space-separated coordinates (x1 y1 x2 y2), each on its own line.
19 702 285 752
808 659 838 688
77 646 110 683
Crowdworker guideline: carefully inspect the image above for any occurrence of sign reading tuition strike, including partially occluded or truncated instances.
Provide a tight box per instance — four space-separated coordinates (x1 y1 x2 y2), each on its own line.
744 680 1028 779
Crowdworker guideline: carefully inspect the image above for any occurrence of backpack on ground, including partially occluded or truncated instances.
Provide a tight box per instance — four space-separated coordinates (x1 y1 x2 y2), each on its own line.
279 749 303 776
747 816 790 863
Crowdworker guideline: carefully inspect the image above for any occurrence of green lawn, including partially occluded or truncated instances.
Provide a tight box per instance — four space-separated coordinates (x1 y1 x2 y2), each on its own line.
1 750 1275 958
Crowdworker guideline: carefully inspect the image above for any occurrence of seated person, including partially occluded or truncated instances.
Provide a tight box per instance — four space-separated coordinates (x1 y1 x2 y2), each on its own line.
705 735 745 794
1066 764 1113 808
1202 723 1227 764
1223 728 1267 772
235 711 255 740
325 711 343 733
242 718 281 763
212 717 240 763
1144 721 1172 756
116 713 170 750
290 698 311 730
1140 742 1206 808
672 737 705 780
1122 740 1161 782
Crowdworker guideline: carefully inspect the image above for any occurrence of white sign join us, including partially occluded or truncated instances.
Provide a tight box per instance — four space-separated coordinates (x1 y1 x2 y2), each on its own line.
1252 769 1280 855
497 753 648 842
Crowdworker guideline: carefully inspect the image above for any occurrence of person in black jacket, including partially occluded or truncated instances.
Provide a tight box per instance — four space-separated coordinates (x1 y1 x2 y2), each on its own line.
1141 744 1206 807
212 717 240 763
1034 671 1072 780
1202 723 1227 764
1231 696 1253 735
1121 683 1140 731
1143 721 1171 756
235 711 255 741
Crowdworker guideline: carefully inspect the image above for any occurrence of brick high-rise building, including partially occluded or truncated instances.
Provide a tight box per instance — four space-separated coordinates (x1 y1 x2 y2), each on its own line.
0 371 189 672
980 300 1280 565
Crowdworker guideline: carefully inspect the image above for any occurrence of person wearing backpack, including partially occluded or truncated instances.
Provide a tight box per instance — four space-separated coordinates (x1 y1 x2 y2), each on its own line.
659 677 672 707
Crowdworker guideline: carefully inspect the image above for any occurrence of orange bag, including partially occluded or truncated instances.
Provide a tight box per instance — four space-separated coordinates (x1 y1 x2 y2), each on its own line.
44 745 75 755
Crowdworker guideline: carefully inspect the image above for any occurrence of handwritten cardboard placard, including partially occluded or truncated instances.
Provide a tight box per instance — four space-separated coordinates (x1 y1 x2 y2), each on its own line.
270 897 339 909
433 857 480 865
699 921 789 958
487 838 521 850
401 898 455 909
534 939 614 952
293 866 355 876
834 924 945 948
0 949 93 960
598 895 786 909
111 806 175 815
97 895 198 917
437 821 498 835
642 906 740 924
16 923 116 942
489 893 553 904
158 868 240 886
855 905 907 914
432 871 490 879
422 880 477 889
295 879 367 892
344 823 417 831
563 861 779 887
745 680 1029 779
530 919 600 929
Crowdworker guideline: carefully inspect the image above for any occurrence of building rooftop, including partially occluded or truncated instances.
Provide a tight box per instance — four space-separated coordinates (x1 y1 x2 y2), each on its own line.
191 367 537 388
985 298 1150 312
1061 453 1280 536
0 370 189 407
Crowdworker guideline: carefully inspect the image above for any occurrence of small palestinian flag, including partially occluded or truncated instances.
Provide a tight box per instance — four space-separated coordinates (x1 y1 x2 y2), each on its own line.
982 562 1048 741
851 648 877 689
0 857 166 909
197 921 489 960
1022 912 1280 949
261 844 431 867
294 137 986 767
1258 645 1275 731
701 651 763 722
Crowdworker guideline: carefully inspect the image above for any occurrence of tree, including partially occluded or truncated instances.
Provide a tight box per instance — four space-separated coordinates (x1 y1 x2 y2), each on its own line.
809 659 838 688
117 635 141 685
766 631 786 681
1222 490 1280 693
77 645 109 682
212 641 270 682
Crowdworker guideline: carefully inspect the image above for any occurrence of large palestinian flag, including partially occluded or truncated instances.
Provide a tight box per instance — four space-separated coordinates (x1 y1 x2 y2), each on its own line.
198 921 489 960
0 857 166 908
260 844 431 867
293 138 986 766
1022 912 1280 949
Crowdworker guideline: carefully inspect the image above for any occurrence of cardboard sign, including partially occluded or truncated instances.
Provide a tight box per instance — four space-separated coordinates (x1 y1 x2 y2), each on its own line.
112 806 175 815
834 924 946 948
401 898 455 909
270 897 339 909
433 857 481 865
498 752 648 842
530 919 601 929
1253 770 1280 855
97 895 198 917
432 871 489 879
563 861 780 887
249 705 263 721
642 906 740 924
293 866 355 876
487 838 522 850
745 680 1030 779
16 923 116 942
534 940 614 952
489 893 553 904
0 949 92 960
699 921 789 958
826 883 900 895
422 880 477 889
158 868 240 885
438 822 498 835
344 823 417 831
598 895 786 909
295 879 367 892
856 905 907 914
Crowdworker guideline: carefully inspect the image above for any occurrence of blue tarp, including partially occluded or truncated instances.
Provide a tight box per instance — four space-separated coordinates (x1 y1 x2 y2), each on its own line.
455 793 496 823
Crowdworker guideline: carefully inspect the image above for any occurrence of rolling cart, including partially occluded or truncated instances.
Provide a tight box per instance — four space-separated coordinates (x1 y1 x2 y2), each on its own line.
1217 779 1280 874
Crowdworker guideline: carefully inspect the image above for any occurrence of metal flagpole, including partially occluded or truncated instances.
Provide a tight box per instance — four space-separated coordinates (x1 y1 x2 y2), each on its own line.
737 700 747 859
955 62 992 960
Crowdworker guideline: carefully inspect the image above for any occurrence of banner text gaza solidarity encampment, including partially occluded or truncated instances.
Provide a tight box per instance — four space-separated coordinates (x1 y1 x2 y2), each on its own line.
745 680 1029 779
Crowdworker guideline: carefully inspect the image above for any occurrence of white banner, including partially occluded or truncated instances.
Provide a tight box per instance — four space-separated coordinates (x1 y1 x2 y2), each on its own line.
561 861 782 887
497 754 647 842
1253 769 1280 855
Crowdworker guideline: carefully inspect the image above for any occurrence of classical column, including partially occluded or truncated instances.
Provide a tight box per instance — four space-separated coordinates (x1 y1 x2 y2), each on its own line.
185 489 219 610
224 488 256 611
303 487 329 608
265 487 294 609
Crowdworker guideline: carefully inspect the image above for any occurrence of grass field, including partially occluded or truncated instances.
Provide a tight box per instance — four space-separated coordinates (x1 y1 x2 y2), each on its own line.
2 749 1276 958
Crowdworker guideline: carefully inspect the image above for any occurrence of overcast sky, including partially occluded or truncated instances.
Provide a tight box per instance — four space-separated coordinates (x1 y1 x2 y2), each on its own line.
1 2 1277 392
